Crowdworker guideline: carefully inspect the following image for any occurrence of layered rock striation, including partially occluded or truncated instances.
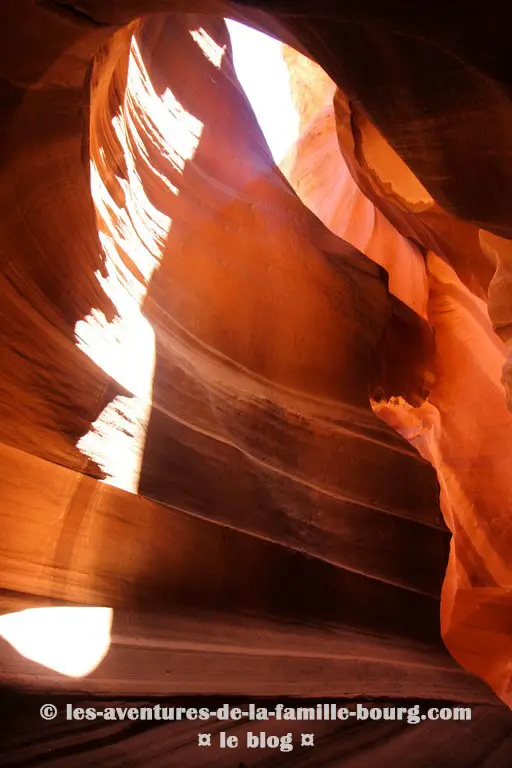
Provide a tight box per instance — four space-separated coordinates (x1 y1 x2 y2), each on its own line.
1 2 512 764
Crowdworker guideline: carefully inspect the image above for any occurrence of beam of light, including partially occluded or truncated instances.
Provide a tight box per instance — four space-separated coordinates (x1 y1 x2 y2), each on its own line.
225 18 299 165
190 27 226 68
0 607 113 678
75 32 204 494
40 31 210 682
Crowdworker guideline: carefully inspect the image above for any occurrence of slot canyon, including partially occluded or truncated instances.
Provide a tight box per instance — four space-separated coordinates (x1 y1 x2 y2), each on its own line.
0 1 512 765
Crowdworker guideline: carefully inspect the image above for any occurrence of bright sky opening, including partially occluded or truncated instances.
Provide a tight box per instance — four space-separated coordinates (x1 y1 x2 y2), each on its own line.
225 19 300 165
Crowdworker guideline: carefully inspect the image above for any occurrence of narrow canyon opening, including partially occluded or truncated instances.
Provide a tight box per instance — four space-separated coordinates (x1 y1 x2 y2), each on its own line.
3 15 442 680
1 9 512 758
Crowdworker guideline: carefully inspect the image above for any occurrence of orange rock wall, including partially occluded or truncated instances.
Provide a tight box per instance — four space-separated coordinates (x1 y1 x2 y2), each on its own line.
278 45 512 707
1 4 512 764
0 9 448 661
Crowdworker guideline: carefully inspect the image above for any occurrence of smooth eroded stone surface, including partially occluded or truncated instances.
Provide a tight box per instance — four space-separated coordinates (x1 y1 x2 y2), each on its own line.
1 1 512 764
278 42 512 709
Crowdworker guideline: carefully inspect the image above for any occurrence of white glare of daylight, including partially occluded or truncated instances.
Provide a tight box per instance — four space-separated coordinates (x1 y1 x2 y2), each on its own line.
0 607 113 677
190 27 226 68
225 19 300 164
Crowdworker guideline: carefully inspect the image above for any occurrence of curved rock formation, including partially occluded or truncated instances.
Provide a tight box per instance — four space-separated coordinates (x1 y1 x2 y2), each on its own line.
1 2 512 765
277 42 512 710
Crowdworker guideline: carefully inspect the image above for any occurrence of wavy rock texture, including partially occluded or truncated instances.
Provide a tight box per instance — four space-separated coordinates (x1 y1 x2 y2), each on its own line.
277 43 512 710
1 1 512 765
